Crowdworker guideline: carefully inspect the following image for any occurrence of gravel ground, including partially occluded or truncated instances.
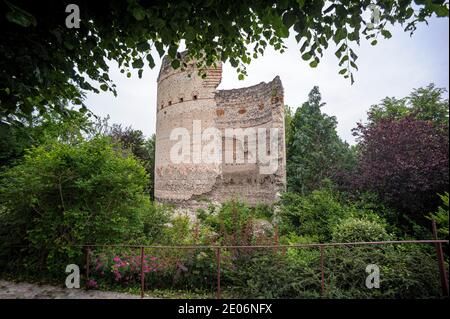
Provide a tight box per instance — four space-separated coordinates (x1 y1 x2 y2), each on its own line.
0 280 153 299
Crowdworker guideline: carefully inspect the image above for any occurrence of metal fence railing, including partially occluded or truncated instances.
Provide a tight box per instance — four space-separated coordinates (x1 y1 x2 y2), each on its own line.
3 222 448 299
81 220 448 299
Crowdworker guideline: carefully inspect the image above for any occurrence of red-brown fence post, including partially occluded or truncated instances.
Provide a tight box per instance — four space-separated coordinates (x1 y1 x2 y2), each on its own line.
216 247 221 299
140 246 145 298
85 246 90 290
320 245 325 297
432 220 449 297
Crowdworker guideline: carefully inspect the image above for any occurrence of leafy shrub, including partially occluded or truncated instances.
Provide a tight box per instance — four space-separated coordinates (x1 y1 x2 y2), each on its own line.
161 216 194 245
428 192 449 240
324 244 442 298
348 191 399 234
141 203 172 244
198 200 274 246
0 136 157 278
331 217 391 243
225 250 321 298
277 189 347 241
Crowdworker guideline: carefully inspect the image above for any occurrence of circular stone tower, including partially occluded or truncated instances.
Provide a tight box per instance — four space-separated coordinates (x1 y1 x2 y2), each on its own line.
154 53 223 207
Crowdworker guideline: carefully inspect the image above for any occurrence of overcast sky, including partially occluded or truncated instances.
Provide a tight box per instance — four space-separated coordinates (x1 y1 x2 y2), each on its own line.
85 16 449 145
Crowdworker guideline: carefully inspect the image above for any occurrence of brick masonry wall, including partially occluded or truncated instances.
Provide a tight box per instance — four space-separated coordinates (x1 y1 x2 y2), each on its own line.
154 53 286 209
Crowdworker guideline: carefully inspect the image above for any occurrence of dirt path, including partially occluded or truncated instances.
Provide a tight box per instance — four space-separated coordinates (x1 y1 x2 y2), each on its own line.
0 280 153 299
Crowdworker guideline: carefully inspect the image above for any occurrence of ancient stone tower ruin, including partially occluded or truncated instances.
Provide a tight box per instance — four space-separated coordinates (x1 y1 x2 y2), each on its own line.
155 53 286 209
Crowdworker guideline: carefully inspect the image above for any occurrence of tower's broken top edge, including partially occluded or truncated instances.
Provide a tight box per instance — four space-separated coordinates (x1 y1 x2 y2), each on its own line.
216 76 283 95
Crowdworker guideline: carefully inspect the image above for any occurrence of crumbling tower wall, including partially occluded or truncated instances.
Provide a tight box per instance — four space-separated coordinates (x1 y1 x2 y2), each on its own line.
155 53 222 203
208 77 286 205
154 53 286 208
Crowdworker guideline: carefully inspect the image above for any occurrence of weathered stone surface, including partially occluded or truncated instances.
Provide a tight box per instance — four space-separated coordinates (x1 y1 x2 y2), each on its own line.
252 219 274 237
155 53 286 209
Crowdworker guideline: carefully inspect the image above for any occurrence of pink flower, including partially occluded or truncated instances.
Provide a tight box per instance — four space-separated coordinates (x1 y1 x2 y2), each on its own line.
114 271 122 281
95 262 104 270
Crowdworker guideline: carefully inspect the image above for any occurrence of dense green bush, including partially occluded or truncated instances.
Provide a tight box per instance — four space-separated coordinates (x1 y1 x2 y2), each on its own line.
428 192 449 240
142 203 172 244
323 244 442 298
197 201 274 246
347 191 400 235
277 188 396 243
277 189 347 241
224 250 321 298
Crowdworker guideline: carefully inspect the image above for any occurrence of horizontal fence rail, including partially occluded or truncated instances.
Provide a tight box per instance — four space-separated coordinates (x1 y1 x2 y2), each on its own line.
76 239 449 249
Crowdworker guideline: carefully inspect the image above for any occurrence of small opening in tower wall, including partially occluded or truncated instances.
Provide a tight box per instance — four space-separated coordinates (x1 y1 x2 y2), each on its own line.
168 100 172 106
179 97 184 102
193 94 198 100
